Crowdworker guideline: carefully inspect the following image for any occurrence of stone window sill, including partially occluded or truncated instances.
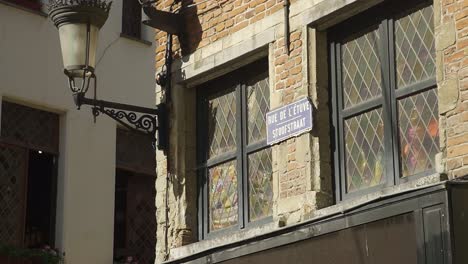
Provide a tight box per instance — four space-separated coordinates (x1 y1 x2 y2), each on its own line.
170 221 278 261
0 0 47 17
120 33 152 46
167 173 444 262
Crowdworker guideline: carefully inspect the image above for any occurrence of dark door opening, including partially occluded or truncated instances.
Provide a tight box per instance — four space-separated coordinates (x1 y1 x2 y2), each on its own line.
25 150 57 248
113 169 156 264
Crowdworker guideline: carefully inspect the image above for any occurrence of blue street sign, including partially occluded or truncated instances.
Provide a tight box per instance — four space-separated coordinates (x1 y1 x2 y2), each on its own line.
266 98 313 145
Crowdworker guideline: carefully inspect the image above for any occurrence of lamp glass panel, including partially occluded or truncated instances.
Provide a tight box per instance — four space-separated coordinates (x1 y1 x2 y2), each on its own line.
58 23 99 76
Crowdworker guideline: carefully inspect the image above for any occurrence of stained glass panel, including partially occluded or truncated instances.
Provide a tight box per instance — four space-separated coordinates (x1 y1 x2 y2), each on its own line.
345 109 385 192
248 148 273 221
399 89 439 177
209 160 238 231
207 89 237 158
247 72 270 144
395 5 435 88
342 28 382 108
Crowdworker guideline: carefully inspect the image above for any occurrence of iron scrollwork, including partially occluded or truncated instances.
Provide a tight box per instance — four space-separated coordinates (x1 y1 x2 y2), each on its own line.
93 107 157 139
73 92 168 151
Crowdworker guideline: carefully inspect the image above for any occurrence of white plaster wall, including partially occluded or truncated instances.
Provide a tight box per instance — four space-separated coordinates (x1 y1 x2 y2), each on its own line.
0 1 156 263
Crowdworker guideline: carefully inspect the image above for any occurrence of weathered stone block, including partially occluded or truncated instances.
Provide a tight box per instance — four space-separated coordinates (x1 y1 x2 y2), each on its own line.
439 78 459 113
436 19 456 51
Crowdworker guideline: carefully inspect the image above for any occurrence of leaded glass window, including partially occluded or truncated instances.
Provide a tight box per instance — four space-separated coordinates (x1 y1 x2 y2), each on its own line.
1 101 59 154
198 59 272 238
330 0 438 200
0 102 59 248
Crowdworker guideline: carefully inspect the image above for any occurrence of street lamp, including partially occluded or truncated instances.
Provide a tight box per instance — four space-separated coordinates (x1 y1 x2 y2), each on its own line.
48 0 170 151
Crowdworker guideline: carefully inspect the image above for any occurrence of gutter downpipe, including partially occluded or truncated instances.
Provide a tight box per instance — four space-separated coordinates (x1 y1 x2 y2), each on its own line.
284 0 290 55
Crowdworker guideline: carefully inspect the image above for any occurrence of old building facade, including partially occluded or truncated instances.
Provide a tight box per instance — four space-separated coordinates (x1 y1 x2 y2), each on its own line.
154 0 467 263
0 0 156 263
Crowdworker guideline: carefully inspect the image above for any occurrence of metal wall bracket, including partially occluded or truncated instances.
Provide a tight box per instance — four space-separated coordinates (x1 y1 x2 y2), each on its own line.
73 92 168 152
142 5 181 35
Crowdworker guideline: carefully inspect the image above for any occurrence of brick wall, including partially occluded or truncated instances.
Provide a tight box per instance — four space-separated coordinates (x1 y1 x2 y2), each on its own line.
153 0 320 262
273 30 308 199
437 0 468 178
154 0 295 69
153 0 465 262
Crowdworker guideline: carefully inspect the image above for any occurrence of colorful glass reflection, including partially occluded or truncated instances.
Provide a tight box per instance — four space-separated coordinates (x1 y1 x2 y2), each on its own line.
209 161 238 231
345 109 385 192
399 89 439 177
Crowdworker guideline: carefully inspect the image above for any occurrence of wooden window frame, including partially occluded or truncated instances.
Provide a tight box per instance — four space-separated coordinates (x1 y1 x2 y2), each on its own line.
197 59 272 239
329 0 437 201
121 0 142 40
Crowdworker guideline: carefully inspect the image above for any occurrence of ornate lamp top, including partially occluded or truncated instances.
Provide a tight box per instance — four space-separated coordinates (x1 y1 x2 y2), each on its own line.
48 0 112 12
48 0 113 28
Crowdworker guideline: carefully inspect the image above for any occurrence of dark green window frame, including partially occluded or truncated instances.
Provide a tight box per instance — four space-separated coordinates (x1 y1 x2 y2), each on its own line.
329 0 439 201
197 59 273 239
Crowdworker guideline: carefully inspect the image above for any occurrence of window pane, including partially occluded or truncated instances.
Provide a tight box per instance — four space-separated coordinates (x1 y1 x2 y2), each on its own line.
345 108 385 192
208 89 237 158
122 0 142 39
1 102 59 154
247 72 270 143
342 28 382 108
248 148 273 221
0 145 27 246
209 160 238 231
116 129 155 175
395 5 435 88
399 89 439 177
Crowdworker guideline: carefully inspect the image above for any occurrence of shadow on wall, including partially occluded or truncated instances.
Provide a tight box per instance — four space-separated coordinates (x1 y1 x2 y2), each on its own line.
179 0 202 57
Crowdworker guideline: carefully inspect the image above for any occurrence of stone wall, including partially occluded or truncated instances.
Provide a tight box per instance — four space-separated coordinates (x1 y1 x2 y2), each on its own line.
152 0 465 263
153 1 327 262
437 0 468 178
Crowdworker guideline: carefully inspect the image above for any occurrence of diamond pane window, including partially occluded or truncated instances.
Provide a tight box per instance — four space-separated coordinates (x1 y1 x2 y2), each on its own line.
395 5 435 88
207 88 237 158
345 109 385 192
399 89 439 177
1 101 59 154
0 145 27 246
209 160 238 231
126 174 156 264
247 72 270 144
330 1 438 200
248 148 273 221
342 28 382 108
198 59 272 237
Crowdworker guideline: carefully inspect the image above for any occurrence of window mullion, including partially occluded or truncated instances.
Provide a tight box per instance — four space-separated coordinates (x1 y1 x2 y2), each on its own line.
242 82 249 227
330 41 342 202
335 43 347 199
379 19 398 186
235 83 247 229
197 94 208 239
387 18 402 182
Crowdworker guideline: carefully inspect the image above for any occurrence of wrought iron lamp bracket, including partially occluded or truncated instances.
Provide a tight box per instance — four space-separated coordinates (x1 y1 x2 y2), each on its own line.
72 91 168 152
